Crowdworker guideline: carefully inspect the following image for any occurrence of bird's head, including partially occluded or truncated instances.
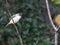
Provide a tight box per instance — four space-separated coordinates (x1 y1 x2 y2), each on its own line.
15 9 23 16
14 12 22 17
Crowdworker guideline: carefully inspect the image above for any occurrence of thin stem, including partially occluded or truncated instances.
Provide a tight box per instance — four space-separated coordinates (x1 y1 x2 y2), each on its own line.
45 0 58 31
5 0 23 45
45 0 58 45
8 8 23 45
55 31 58 45
8 7 23 45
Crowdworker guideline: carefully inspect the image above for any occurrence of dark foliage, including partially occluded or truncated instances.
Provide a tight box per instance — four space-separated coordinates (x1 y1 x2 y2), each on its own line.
0 0 60 45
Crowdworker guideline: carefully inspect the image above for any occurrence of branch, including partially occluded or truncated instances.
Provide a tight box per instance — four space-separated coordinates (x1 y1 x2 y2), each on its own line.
5 0 23 45
45 0 59 31
45 0 58 45
8 10 23 45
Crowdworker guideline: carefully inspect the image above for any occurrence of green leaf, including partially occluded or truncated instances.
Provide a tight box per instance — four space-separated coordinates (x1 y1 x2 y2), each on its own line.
51 0 60 4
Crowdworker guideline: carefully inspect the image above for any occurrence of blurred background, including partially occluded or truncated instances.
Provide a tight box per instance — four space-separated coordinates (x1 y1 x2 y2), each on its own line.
0 0 60 45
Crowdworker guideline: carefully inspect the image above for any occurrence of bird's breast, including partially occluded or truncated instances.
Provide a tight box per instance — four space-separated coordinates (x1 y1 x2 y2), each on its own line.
10 16 21 23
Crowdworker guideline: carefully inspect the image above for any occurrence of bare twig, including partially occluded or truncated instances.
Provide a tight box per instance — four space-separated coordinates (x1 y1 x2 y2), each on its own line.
55 31 58 45
45 0 59 31
8 9 23 45
5 0 23 45
45 0 58 45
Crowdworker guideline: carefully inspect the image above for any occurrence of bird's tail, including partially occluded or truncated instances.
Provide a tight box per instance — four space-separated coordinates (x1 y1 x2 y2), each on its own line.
5 22 11 27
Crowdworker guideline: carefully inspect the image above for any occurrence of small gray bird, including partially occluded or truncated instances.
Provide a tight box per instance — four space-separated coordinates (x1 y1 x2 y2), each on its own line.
5 12 23 27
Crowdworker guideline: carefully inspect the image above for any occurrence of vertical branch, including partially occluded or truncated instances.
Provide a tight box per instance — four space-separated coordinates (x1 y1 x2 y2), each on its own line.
45 0 58 31
7 5 23 45
45 0 58 45
8 10 23 45
55 31 58 45
5 0 23 45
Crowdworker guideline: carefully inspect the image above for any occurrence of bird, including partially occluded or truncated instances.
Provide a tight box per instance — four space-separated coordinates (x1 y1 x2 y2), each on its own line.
5 12 23 27
55 14 60 26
